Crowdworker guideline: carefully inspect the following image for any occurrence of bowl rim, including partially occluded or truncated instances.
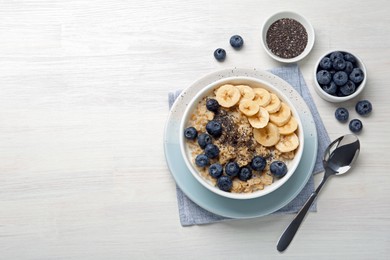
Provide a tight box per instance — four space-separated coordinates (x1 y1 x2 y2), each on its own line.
179 76 305 200
261 10 315 63
313 49 367 102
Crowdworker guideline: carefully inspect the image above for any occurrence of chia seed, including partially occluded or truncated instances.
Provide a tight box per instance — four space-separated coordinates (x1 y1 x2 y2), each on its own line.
266 18 308 59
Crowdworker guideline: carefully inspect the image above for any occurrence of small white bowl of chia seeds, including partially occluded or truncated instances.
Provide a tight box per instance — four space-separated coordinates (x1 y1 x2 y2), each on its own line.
261 11 315 63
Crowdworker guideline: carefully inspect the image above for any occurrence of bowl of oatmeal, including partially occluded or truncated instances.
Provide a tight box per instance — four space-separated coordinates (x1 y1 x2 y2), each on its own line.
180 76 304 200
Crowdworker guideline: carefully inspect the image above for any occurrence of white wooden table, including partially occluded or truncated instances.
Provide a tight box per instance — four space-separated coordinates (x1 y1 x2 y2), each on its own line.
1 1 389 259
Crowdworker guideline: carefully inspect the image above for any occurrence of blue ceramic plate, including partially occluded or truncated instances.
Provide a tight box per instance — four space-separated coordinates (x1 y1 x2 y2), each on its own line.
164 68 317 219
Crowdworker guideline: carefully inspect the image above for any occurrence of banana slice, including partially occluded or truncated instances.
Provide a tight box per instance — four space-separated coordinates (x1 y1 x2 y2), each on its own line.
278 116 298 135
239 99 260 116
264 93 282 113
236 85 255 100
253 122 280 147
215 84 241 108
275 133 300 152
269 102 291 126
248 107 269 128
253 88 271 107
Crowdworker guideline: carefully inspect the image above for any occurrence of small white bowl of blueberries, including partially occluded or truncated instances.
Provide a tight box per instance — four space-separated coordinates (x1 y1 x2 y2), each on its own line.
314 50 366 102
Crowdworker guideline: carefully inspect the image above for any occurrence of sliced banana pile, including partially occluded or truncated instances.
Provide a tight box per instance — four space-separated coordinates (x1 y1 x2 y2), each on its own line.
215 84 299 153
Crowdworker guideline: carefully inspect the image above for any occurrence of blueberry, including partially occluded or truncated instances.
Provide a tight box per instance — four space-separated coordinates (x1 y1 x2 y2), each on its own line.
332 57 346 71
206 98 220 113
250 155 266 171
349 68 364 84
204 143 220 159
214 48 226 61
349 119 363 133
355 100 372 116
344 53 357 64
316 70 332 85
319 57 332 70
330 51 344 62
340 81 356 96
225 161 240 178
206 120 222 137
344 61 354 75
208 163 223 178
333 71 348 86
270 161 288 177
230 35 244 49
335 107 349 122
184 127 197 140
322 81 337 95
197 133 212 149
217 176 233 192
195 154 209 167
238 166 252 181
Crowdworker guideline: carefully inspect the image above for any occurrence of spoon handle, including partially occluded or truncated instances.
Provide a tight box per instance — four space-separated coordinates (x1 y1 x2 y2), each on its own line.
276 192 318 252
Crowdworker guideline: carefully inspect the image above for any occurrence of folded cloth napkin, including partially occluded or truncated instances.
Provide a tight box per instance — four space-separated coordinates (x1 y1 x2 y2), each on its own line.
168 64 331 226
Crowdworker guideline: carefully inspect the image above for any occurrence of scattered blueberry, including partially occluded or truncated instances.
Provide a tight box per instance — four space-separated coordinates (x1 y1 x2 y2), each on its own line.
355 100 372 116
319 57 332 70
204 143 220 159
238 166 252 181
270 161 288 177
217 176 233 192
340 81 356 96
344 53 357 64
250 156 266 171
184 127 197 140
206 98 220 113
333 71 348 86
208 163 223 178
322 81 337 95
330 51 344 62
332 57 346 71
349 119 363 133
195 154 209 167
214 48 226 61
349 68 364 84
197 133 212 149
344 61 354 75
335 107 349 122
316 70 332 85
230 35 244 49
206 120 223 137
225 161 240 178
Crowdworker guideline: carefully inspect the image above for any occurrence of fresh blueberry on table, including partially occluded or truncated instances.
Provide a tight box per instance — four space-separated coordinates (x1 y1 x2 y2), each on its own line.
333 71 348 86
206 120 223 137
319 57 332 70
238 166 252 181
270 161 288 177
197 133 212 149
195 154 209 167
316 70 332 85
217 176 233 192
214 48 226 61
349 68 365 84
204 143 220 159
250 155 266 171
349 119 363 133
335 107 349 122
332 57 346 71
339 81 356 96
355 100 372 116
225 161 240 178
230 35 244 49
322 81 337 95
208 163 223 178
206 98 220 113
184 127 197 140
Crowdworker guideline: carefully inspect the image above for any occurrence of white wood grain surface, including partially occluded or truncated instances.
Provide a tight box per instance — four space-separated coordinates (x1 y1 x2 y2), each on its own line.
0 0 389 259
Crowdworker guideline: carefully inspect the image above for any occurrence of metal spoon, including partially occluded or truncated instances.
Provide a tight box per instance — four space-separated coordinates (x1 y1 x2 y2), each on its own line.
276 134 360 252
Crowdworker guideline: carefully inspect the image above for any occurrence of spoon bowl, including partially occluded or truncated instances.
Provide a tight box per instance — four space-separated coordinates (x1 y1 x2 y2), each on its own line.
277 134 360 252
